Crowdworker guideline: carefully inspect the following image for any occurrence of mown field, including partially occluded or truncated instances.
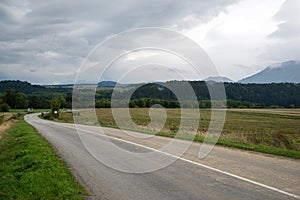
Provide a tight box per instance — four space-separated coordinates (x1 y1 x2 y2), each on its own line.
54 108 300 153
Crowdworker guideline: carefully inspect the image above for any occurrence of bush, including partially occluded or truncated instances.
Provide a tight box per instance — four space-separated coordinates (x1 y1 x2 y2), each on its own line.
50 98 60 118
170 124 179 133
0 114 4 125
0 103 10 112
41 113 52 120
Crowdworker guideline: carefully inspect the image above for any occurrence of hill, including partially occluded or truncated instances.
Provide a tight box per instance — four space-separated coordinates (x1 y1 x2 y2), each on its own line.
98 81 117 88
0 80 47 94
239 60 300 83
0 80 71 94
204 76 233 83
112 81 300 108
1 80 300 108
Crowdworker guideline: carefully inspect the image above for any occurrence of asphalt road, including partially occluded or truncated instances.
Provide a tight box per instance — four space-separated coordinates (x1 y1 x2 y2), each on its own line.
25 113 300 200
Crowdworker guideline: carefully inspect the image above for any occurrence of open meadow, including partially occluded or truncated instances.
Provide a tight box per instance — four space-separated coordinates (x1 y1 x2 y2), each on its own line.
55 108 300 152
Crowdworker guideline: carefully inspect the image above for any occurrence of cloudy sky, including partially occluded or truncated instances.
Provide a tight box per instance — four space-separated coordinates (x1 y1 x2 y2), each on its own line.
0 0 299 84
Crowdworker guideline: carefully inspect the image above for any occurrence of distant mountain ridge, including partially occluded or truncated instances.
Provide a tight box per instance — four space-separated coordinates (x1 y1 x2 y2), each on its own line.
98 81 118 87
204 76 233 83
239 60 300 83
98 81 137 88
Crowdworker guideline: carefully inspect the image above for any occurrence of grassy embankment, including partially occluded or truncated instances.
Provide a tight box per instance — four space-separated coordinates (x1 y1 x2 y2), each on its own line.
48 108 300 159
0 115 88 199
9 109 50 113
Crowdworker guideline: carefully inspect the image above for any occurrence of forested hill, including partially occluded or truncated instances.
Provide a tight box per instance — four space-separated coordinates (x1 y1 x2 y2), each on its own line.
224 82 300 107
0 80 70 94
120 81 300 108
0 80 299 108
0 80 72 109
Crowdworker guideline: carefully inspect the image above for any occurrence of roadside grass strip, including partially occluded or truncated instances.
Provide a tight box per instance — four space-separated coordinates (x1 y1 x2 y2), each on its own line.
0 117 88 199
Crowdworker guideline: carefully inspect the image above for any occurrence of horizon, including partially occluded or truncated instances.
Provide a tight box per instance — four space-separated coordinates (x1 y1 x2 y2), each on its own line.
1 59 300 85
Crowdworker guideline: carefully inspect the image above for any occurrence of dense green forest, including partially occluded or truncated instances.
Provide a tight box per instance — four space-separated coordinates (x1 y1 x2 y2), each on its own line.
125 81 300 108
0 80 299 111
0 80 72 111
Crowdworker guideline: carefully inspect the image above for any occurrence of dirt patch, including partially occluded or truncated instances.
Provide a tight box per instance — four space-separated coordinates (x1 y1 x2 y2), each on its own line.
0 121 15 140
0 113 17 140
228 108 300 116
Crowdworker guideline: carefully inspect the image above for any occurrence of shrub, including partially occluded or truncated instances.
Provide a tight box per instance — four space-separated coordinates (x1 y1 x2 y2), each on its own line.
42 113 52 120
0 103 10 112
0 114 4 125
50 98 60 118
170 124 179 133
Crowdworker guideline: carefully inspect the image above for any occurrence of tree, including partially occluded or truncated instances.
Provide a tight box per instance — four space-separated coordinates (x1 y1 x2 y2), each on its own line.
3 90 15 108
135 99 146 108
96 98 111 108
50 98 60 117
59 97 67 108
129 100 136 108
2 90 28 109
14 92 28 109
0 103 10 112
29 95 41 109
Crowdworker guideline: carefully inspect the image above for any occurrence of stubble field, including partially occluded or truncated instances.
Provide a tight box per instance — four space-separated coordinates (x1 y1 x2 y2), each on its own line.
55 108 300 152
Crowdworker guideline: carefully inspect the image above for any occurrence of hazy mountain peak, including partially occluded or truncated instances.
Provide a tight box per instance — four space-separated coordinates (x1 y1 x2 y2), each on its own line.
204 76 233 83
268 60 300 69
239 60 300 84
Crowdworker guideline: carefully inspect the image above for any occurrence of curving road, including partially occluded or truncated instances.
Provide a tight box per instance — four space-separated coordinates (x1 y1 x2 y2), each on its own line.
25 113 300 200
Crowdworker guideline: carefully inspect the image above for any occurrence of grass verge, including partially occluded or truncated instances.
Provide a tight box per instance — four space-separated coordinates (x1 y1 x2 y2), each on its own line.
0 116 89 199
106 125 300 159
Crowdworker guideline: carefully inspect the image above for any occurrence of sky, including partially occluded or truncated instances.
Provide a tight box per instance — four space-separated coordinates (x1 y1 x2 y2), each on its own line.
0 0 299 84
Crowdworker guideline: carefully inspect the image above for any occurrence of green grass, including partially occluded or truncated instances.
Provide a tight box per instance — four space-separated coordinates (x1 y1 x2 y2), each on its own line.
0 117 88 199
214 138 300 159
9 109 50 113
99 124 300 159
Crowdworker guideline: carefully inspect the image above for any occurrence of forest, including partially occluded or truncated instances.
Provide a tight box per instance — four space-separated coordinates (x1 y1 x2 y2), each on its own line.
0 80 299 111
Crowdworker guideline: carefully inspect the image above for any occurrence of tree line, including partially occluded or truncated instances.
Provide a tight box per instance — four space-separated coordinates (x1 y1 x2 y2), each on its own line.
0 80 299 111
0 89 71 112
121 81 300 108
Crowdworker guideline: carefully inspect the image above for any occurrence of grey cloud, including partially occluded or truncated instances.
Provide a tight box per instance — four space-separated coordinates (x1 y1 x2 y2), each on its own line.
264 0 300 62
270 0 300 39
0 0 239 84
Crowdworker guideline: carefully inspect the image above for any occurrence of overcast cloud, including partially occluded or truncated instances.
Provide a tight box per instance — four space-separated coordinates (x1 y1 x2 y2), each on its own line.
0 0 299 84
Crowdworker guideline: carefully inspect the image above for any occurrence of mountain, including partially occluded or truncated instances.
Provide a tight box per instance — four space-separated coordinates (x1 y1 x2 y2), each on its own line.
204 76 233 83
98 81 135 88
239 60 300 83
98 81 118 87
